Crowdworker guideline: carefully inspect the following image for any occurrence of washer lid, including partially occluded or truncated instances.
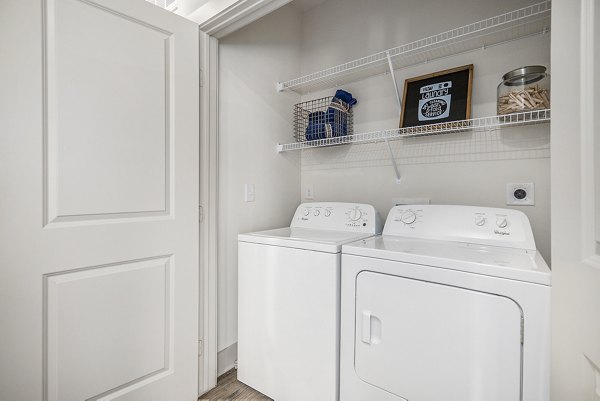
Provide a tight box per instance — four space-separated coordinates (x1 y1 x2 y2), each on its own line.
343 236 551 285
239 227 375 253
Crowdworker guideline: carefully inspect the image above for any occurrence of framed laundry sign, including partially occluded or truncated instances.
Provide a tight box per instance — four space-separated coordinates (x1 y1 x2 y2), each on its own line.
400 65 474 128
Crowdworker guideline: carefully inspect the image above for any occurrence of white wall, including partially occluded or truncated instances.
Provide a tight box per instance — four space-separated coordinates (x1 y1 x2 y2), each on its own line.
298 0 552 261
218 4 302 357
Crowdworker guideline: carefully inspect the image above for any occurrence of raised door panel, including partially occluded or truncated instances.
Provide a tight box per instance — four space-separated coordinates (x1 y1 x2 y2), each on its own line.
45 0 173 224
355 271 522 401
45 256 173 401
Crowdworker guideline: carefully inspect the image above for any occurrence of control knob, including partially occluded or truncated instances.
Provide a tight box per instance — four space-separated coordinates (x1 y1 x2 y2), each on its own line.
303 208 310 217
314 209 320 216
324 209 332 217
400 210 417 225
496 217 508 228
348 207 363 221
474 216 486 226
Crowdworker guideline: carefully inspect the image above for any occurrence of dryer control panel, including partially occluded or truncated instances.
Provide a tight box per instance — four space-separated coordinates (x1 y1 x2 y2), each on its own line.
383 205 536 250
292 202 383 234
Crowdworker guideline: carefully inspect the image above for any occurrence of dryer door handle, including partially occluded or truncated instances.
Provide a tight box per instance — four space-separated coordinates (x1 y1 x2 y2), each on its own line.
361 310 382 345
361 310 372 344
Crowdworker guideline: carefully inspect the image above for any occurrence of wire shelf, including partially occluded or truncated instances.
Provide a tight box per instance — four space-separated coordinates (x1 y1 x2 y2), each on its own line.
277 109 551 152
277 1 551 94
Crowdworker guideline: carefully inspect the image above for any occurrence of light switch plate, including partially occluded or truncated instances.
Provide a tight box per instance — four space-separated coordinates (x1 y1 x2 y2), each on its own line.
244 183 255 202
305 184 314 200
506 183 534 206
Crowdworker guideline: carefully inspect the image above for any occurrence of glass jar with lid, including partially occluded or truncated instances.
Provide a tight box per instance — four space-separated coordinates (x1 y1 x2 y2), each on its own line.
497 66 550 115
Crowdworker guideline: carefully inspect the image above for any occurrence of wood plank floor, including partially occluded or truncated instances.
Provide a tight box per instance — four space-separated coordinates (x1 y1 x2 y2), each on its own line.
199 369 272 401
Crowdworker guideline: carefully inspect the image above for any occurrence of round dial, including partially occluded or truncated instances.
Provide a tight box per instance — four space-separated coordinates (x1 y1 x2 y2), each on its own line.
474 216 486 226
348 207 363 221
303 208 310 216
324 209 332 217
314 209 320 216
400 210 417 225
496 217 508 228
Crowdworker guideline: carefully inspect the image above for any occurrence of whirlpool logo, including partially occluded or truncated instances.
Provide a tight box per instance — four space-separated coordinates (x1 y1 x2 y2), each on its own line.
418 81 452 121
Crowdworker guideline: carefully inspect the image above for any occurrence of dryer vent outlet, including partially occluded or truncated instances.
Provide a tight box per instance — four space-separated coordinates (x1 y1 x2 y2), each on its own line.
392 198 431 207
506 183 534 206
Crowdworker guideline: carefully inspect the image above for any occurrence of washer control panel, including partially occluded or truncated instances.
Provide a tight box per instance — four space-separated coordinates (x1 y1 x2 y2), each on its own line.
384 205 536 250
392 208 424 228
472 211 512 234
344 205 369 228
292 202 382 234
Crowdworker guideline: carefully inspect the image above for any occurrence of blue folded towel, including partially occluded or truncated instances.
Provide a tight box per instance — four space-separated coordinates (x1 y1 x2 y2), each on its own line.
305 111 330 141
333 89 357 107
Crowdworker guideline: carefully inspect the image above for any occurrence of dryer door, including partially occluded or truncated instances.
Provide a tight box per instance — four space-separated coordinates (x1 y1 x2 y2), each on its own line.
355 271 522 401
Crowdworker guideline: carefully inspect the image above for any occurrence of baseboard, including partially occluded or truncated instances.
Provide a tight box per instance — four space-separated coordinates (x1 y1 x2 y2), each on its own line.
217 342 238 377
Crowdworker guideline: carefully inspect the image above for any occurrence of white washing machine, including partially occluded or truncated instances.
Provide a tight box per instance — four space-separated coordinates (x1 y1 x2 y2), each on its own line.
340 205 551 401
238 202 382 401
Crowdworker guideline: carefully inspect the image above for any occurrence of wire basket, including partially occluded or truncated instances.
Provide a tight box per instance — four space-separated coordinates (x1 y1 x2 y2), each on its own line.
294 96 354 142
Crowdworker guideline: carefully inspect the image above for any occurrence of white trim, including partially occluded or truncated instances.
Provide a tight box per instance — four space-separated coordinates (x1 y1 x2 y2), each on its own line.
217 342 238 377
192 3 296 394
198 31 219 395
193 0 292 39
580 0 600 269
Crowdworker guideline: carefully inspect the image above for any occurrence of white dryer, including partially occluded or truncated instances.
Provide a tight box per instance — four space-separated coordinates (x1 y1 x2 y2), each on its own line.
238 202 382 401
340 205 550 401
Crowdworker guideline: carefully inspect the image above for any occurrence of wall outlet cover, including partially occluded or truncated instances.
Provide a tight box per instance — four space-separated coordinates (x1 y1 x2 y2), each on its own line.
506 183 534 206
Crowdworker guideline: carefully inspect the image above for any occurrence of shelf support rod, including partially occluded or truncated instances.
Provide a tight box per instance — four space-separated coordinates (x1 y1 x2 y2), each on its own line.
384 138 402 184
385 51 402 183
386 51 402 109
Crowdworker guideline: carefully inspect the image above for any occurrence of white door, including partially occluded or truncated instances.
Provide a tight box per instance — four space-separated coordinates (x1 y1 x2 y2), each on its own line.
0 0 199 400
355 271 522 401
551 0 600 399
